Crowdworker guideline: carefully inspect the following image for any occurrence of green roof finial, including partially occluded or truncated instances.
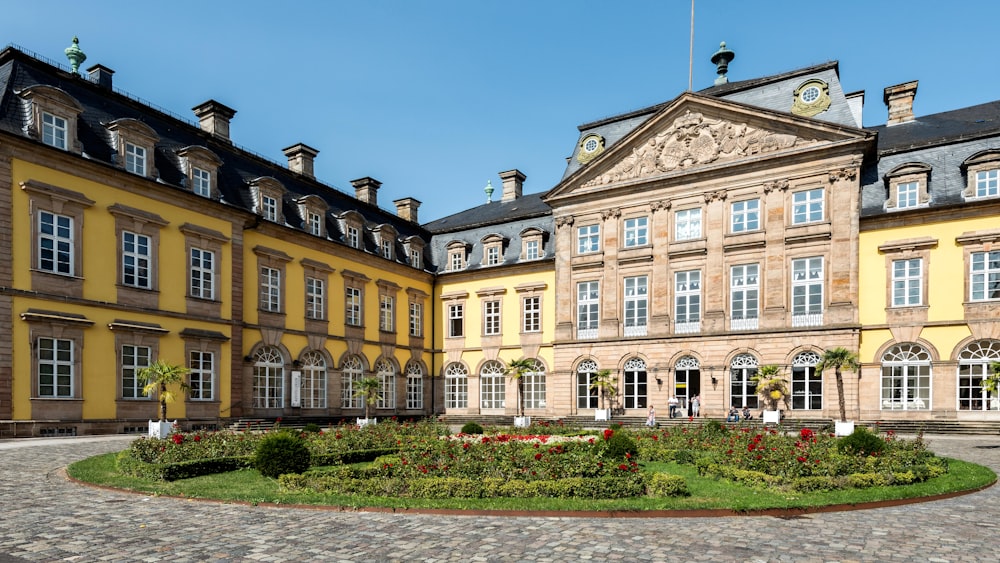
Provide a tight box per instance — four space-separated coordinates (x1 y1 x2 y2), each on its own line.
64 36 87 75
484 180 495 203
710 41 735 86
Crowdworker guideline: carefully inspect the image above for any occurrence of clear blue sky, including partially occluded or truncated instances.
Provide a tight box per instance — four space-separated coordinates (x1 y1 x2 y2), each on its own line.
3 1 997 222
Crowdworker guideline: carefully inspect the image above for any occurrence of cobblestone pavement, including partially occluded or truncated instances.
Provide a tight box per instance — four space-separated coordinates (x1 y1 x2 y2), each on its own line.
0 434 998 562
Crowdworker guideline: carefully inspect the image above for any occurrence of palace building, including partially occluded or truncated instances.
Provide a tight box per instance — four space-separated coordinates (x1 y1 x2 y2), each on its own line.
1 39 998 436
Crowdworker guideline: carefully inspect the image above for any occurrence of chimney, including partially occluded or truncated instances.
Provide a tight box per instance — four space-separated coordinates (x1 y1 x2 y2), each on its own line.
499 169 526 203
351 177 381 206
192 99 237 142
282 143 319 179
883 81 918 126
393 197 421 223
86 64 114 89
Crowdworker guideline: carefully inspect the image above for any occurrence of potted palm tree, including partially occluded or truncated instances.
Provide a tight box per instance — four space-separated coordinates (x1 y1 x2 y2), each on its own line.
982 361 1000 410
589 369 617 421
138 359 190 439
752 364 789 424
354 376 381 427
815 347 861 436
506 358 535 428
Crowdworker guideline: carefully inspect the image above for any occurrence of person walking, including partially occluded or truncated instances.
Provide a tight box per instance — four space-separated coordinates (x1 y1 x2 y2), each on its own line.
646 405 656 427
691 394 700 417
668 395 679 418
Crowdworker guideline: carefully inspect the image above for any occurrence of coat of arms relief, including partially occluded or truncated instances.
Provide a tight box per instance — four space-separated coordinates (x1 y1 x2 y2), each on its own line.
581 110 820 188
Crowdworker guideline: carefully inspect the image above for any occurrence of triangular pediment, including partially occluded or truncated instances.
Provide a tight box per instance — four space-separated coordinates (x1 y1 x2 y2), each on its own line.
547 93 870 200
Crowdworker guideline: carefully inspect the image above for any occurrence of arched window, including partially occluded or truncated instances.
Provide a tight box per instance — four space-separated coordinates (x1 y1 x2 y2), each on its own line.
340 355 364 409
253 346 284 409
730 353 758 408
576 359 600 409
375 359 395 409
300 350 326 409
480 360 506 410
880 343 931 410
445 363 468 409
623 357 647 409
791 351 822 410
522 359 547 410
958 340 1000 411
674 356 700 406
405 362 424 410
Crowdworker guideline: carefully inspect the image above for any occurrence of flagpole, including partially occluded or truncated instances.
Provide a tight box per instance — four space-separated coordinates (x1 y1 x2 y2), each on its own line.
688 0 695 91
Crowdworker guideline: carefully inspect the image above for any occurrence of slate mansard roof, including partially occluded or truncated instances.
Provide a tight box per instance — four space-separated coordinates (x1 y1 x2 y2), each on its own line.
0 45 432 269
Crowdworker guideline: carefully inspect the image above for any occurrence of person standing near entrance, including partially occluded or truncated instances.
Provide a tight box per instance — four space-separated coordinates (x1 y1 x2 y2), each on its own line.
646 405 656 427
668 395 679 418
691 395 700 417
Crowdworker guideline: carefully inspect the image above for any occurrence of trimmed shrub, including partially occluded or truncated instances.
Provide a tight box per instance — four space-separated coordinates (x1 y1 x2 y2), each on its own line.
788 476 839 492
604 431 638 461
302 423 322 433
837 427 886 456
647 473 689 497
460 421 484 435
254 431 311 478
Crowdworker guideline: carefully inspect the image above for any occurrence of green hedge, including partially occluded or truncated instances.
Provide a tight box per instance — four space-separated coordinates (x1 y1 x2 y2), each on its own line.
116 451 252 481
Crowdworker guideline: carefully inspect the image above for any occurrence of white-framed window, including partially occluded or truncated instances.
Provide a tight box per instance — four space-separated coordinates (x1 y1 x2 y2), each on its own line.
577 224 600 254
122 231 151 289
347 226 360 249
675 270 701 333
192 167 212 198
300 351 327 409
125 142 146 176
252 346 284 409
190 248 215 300
444 362 468 409
622 357 647 409
791 351 822 410
306 277 325 320
189 350 214 401
577 281 599 339
896 181 919 209
524 239 540 260
958 340 1000 411
409 302 422 337
623 216 648 247
448 303 464 337
675 208 702 240
880 343 931 410
483 300 501 335
731 199 759 233
730 354 759 408
479 360 506 410
376 360 395 409
307 212 323 236
406 363 424 410
975 169 1000 199
38 210 73 275
892 258 922 306
381 239 393 260
37 337 73 398
576 359 599 409
345 287 362 326
523 360 547 409
379 295 395 332
341 355 364 409
623 275 647 336
486 245 501 265
730 264 759 330
41 111 67 150
971 251 1000 301
260 266 281 312
120 344 151 399
449 250 465 271
410 249 422 269
792 188 824 224
522 296 540 333
792 257 824 326
262 195 278 222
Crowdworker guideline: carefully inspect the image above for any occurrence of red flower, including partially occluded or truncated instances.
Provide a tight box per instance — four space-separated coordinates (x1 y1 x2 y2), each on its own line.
797 456 807 463
747 443 755 452
534 453 542 460
462 443 470 450
171 433 184 444
689 416 694 422
619 464 628 471
193 435 201 442
800 428 814 440
603 429 614 441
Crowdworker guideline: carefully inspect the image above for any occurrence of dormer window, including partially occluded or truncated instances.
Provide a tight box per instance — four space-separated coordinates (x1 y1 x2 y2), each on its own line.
381 239 393 259
337 210 365 250
249 177 286 224
481 234 506 266
295 195 329 238
962 151 1000 201
347 226 360 248
307 212 322 236
106 118 159 180
402 236 425 270
18 85 84 154
177 146 222 199
884 163 931 211
192 168 211 197
373 224 398 261
262 195 278 222
446 241 468 271
520 227 545 261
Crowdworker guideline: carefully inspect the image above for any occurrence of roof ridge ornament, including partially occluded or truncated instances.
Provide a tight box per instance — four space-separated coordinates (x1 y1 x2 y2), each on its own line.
484 180 494 203
710 41 734 86
64 36 87 75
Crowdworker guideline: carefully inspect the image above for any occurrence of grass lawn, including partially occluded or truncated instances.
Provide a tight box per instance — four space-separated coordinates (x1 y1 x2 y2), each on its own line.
68 452 996 514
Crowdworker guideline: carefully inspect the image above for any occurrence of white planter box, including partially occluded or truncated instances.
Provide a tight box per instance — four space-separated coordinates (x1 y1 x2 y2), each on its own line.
148 420 176 439
514 416 531 428
594 409 610 421
835 420 855 437
762 410 781 424
357 417 376 427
